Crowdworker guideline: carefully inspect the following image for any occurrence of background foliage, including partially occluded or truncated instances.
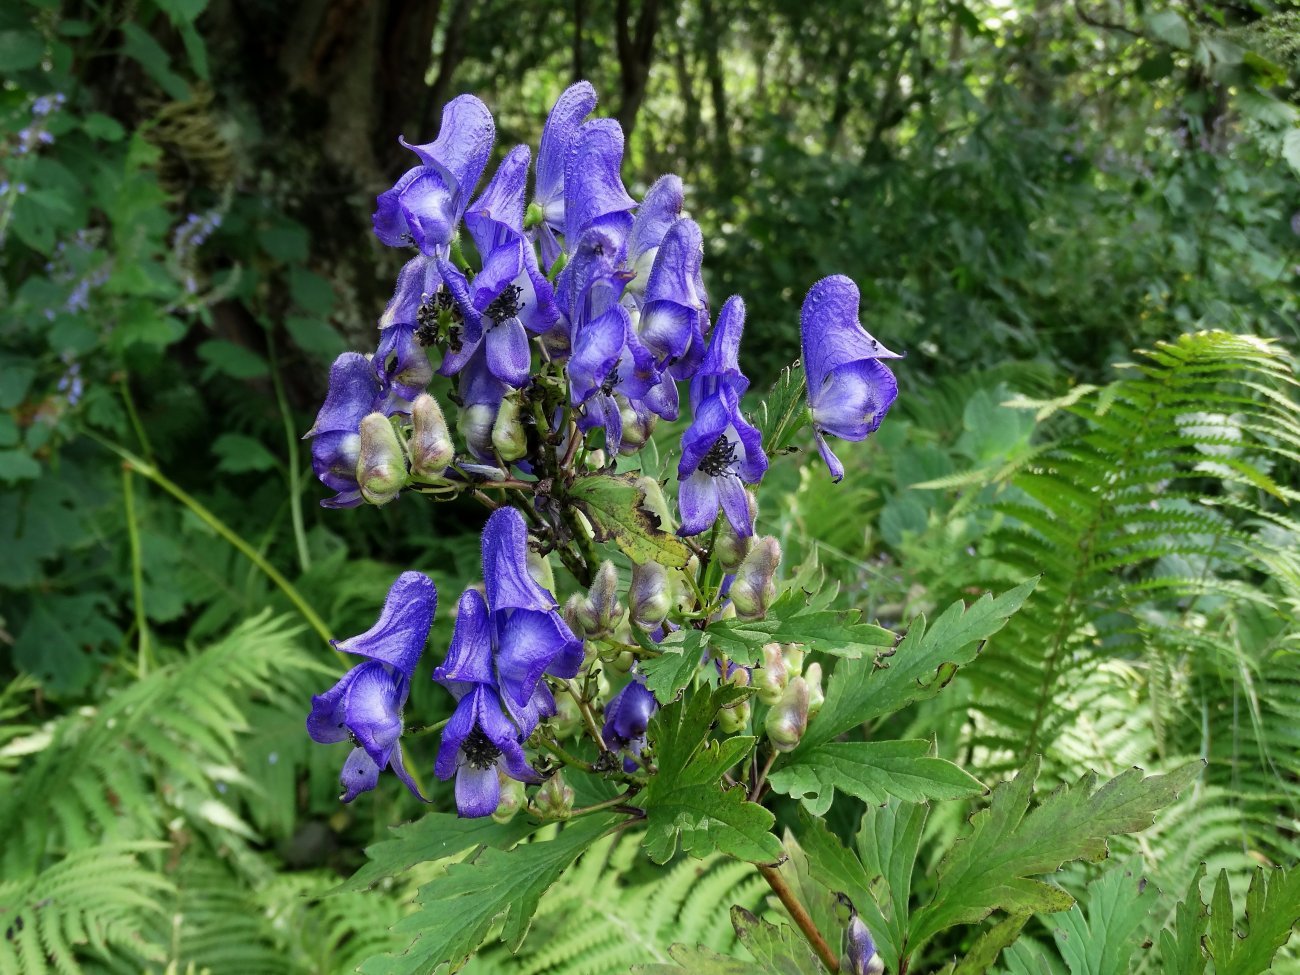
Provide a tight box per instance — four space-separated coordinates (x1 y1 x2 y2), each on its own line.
1 0 1298 971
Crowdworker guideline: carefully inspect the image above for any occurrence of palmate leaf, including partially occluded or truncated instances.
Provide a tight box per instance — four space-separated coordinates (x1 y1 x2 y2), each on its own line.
1047 858 1158 975
639 628 707 704
768 739 985 815
705 584 896 665
1206 865 1300 975
637 685 783 865
907 757 1203 949
568 473 691 569
633 907 822 975
1158 864 1209 975
358 814 619 975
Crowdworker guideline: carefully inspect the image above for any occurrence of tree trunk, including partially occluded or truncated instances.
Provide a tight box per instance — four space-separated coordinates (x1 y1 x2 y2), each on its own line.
614 0 669 138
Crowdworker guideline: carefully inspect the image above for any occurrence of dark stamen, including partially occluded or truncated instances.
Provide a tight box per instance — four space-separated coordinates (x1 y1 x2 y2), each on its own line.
485 284 524 325
600 365 621 397
463 726 502 770
699 434 739 477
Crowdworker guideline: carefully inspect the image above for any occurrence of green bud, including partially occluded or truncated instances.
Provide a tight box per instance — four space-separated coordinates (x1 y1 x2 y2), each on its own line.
717 697 751 734
356 413 408 505
730 536 782 620
757 642 789 706
492 772 526 824
766 676 809 752
607 649 634 674
804 661 824 717
713 491 759 570
491 393 528 462
524 200 545 229
618 397 657 454
459 403 496 460
409 394 454 479
563 593 590 638
783 643 806 676
581 561 624 637
630 561 673 629
527 549 555 594
534 771 575 820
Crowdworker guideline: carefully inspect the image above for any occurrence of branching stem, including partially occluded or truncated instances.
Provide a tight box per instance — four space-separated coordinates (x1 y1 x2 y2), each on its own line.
757 863 840 973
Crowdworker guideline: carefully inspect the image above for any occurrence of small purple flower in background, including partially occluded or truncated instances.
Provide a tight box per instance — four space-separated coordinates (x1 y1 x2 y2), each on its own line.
677 296 767 538
800 275 900 483
432 507 583 816
307 572 436 802
532 81 597 269
373 94 495 257
56 358 83 406
602 673 657 771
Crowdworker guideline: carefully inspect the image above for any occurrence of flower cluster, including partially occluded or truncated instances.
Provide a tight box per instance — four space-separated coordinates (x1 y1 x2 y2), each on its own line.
303 81 900 817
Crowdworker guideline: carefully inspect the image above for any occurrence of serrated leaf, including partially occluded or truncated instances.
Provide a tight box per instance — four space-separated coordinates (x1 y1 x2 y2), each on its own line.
568 473 691 568
338 811 537 893
752 362 808 457
633 944 758 975
14 594 120 694
785 580 1036 763
907 758 1203 949
638 686 781 864
1206 865 1300 975
942 913 1030 974
769 739 984 815
706 585 896 666
197 339 269 380
359 814 617 974
1048 857 1157 975
1158 864 1208 975
632 909 823 975
640 629 705 703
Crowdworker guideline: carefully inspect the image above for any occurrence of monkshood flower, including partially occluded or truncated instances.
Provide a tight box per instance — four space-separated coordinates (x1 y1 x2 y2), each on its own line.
800 275 901 483
435 677 543 818
436 145 560 386
602 673 657 772
532 81 597 270
844 912 884 975
307 572 436 801
636 216 708 384
563 118 637 248
305 353 385 508
677 296 767 537
374 321 433 406
373 94 495 256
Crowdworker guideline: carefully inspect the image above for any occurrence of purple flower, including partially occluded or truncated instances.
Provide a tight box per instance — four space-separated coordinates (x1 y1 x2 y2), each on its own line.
374 321 433 404
800 276 900 483
533 82 597 269
304 353 386 508
602 674 657 771
432 508 583 816
563 119 637 248
845 913 884 975
676 297 767 537
307 572 436 802
373 94 495 256
636 217 708 382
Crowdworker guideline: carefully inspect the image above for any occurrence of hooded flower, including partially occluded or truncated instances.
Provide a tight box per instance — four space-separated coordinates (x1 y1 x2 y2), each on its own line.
305 352 385 508
800 275 900 482
373 94 495 256
306 572 436 801
636 217 708 382
563 118 637 249
432 507 584 815
676 297 767 537
532 81 597 269
602 673 657 771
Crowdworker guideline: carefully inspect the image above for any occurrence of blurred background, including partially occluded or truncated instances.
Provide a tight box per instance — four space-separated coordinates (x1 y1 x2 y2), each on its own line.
2 0 1299 972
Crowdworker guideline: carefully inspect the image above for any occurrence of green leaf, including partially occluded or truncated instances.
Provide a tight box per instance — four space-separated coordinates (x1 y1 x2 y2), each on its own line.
633 945 758 975
568 473 691 569
638 685 781 864
752 362 808 457
198 340 270 380
786 580 1036 762
339 812 538 893
14 594 120 694
768 739 984 815
0 29 44 71
633 908 823 975
289 267 336 317
705 585 896 666
1283 129 1300 176
1146 10 1190 49
119 22 189 100
212 433 281 474
285 314 346 359
1048 858 1157 975
799 801 926 971
1206 865 1300 975
359 814 617 974
0 449 41 483
1158 864 1208 975
907 757 1203 949
640 628 706 703
941 913 1030 974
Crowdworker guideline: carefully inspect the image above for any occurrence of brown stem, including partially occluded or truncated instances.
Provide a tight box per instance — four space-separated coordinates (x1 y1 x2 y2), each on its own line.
757 864 840 973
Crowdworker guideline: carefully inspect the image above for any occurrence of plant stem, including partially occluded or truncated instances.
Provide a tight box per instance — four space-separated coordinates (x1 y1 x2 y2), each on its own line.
757 863 840 973
121 466 152 677
268 340 311 573
539 736 598 773
570 790 637 818
750 748 778 801
558 677 608 752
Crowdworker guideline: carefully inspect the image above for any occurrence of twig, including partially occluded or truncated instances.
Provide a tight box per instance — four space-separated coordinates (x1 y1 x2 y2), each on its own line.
750 748 779 802
757 863 840 972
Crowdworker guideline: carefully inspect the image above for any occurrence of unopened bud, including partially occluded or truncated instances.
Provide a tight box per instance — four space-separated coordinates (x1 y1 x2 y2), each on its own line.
563 594 588 636
783 643 806 675
581 561 623 637
459 403 496 461
730 536 782 620
607 650 634 674
630 561 673 629
804 662 824 717
717 697 751 734
492 772 526 824
713 492 759 570
534 771 575 820
844 914 884 975
586 448 607 469
356 413 408 505
618 397 656 454
757 643 789 706
766 676 809 752
409 394 454 478
491 393 528 462
550 692 583 739
527 549 555 594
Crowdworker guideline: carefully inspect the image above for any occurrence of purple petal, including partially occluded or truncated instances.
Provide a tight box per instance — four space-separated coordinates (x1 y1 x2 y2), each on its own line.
810 358 898 442
340 746 381 802
495 609 576 713
372 166 422 247
564 119 636 244
387 739 425 801
643 219 705 308
465 144 529 258
482 507 555 612
484 317 531 387
455 763 500 817
814 430 847 483
342 662 405 767
433 588 495 697
716 476 755 538
732 411 768 484
602 676 658 746
693 295 748 400
435 686 480 780
400 94 495 215
457 344 509 410
626 175 684 269
310 429 362 493
306 667 362 744
677 469 720 537
641 374 680 421
305 353 383 438
678 392 733 478
570 305 629 402
536 81 597 233
375 322 433 402
331 571 437 677
398 171 459 256
380 255 443 329
799 275 901 393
